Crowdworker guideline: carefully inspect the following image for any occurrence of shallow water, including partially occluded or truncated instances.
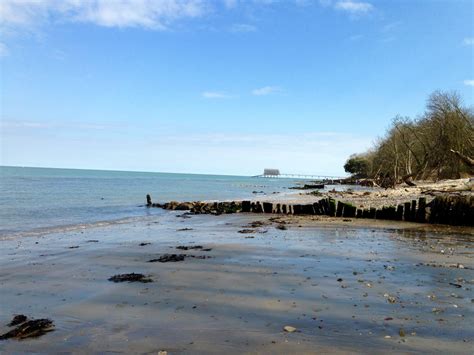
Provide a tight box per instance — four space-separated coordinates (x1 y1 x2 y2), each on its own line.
0 166 312 236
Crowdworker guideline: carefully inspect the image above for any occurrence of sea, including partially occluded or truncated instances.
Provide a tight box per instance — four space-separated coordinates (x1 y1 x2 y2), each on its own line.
0 166 314 238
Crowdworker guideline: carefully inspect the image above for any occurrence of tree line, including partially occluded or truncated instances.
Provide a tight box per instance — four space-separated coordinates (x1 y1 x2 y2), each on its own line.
344 91 474 187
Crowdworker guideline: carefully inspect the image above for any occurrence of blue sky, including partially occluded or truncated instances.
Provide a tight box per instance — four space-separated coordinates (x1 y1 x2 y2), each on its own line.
1 0 473 176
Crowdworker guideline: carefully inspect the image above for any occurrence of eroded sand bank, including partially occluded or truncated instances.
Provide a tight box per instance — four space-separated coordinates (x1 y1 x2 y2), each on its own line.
251 178 473 210
0 213 473 353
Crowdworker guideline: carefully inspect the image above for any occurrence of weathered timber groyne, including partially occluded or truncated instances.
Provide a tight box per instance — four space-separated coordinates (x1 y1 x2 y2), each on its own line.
147 195 473 227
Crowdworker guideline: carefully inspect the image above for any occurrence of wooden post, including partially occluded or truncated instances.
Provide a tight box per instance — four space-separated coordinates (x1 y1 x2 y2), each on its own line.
313 202 321 215
375 208 382 220
369 207 376 219
362 209 369 218
410 200 417 222
329 198 336 216
404 202 411 221
396 205 404 220
319 199 328 215
263 202 273 213
387 206 396 220
416 197 426 223
343 204 356 217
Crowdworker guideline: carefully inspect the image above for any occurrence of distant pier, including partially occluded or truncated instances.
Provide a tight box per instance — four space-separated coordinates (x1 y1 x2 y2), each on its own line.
253 168 346 180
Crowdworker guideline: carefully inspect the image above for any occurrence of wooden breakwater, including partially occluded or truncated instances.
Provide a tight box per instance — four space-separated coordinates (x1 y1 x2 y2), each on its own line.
146 194 473 227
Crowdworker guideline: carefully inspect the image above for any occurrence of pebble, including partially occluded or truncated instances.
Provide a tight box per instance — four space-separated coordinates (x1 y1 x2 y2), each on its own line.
283 326 297 333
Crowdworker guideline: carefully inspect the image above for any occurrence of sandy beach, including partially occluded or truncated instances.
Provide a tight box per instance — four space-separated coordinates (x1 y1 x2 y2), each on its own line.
2 0 473 353
1 212 473 354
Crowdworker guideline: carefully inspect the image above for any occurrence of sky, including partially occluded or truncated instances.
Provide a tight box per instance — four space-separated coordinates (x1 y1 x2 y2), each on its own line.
0 0 473 176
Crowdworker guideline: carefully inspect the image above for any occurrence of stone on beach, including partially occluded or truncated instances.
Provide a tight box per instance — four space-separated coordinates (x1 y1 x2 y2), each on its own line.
149 254 186 263
0 319 55 340
7 315 28 327
108 273 153 283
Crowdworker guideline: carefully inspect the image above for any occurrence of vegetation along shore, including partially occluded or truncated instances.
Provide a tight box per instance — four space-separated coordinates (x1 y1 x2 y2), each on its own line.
153 91 474 227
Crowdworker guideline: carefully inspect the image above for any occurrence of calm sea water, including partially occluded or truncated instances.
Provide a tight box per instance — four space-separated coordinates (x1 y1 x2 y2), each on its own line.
0 166 308 237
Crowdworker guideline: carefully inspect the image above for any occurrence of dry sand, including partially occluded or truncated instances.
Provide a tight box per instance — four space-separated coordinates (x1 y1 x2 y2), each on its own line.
0 212 473 353
253 178 473 210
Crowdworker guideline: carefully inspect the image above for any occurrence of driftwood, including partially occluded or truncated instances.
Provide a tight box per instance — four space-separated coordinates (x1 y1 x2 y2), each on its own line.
450 149 474 168
402 173 417 187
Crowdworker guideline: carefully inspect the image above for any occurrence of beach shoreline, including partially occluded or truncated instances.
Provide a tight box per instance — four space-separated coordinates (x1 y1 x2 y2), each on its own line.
1 212 472 353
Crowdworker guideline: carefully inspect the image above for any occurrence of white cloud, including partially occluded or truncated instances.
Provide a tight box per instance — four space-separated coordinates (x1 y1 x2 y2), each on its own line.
334 1 373 14
0 0 207 31
1 120 114 130
463 37 474 46
230 23 257 33
0 0 49 28
252 86 281 96
464 80 474 87
201 91 233 99
0 42 9 57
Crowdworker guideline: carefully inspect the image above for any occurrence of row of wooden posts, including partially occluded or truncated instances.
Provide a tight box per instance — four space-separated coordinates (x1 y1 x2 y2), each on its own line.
240 195 473 226
148 194 473 226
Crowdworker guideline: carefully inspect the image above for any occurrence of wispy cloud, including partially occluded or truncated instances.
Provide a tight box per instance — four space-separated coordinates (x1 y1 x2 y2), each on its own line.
464 80 474 87
252 86 282 96
463 37 474 46
1 120 115 130
318 0 374 17
201 91 233 99
0 0 207 31
0 0 377 36
334 1 373 14
230 23 257 33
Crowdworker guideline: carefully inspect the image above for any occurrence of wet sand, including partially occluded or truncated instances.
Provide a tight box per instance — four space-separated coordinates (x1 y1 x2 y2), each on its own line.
0 212 473 353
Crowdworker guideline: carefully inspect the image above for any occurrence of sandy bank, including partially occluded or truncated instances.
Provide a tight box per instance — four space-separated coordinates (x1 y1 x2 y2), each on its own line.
253 178 473 210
